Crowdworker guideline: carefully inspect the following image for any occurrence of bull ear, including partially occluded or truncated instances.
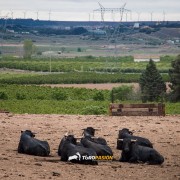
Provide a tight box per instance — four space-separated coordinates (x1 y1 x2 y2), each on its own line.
117 139 123 141
21 130 24 134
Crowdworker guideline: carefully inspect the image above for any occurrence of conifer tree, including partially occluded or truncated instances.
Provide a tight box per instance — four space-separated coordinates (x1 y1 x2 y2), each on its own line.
139 59 166 102
169 55 180 102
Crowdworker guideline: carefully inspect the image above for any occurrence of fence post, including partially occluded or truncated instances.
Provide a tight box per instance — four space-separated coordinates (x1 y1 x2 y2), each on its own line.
158 103 165 116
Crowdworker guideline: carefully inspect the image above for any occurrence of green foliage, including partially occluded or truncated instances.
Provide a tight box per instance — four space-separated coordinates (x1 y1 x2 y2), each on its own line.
93 91 105 101
0 84 109 101
0 72 169 85
139 59 166 102
165 102 180 114
16 92 26 100
0 85 179 114
168 54 180 102
23 39 36 59
51 89 68 100
37 51 42 55
0 55 171 73
77 47 82 52
111 85 134 102
82 105 107 115
0 91 8 100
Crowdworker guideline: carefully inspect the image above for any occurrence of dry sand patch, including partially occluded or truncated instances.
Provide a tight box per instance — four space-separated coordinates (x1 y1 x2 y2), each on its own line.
0 113 179 180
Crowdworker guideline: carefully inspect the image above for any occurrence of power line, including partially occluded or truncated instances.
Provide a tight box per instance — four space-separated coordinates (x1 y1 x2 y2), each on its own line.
93 2 130 22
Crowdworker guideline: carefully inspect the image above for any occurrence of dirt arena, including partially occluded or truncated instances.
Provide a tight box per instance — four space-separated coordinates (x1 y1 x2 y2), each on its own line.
0 113 179 180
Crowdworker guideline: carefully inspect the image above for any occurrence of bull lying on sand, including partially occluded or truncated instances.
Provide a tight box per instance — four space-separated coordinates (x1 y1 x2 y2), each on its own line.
59 134 98 165
18 130 50 156
117 128 153 149
81 136 113 156
82 127 107 145
117 138 164 165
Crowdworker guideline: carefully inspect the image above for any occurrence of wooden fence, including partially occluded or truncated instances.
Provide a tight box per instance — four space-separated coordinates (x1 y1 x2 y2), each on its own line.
109 103 165 116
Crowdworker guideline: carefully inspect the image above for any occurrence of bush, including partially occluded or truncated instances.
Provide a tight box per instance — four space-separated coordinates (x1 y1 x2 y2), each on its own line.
82 105 106 115
77 47 82 52
37 51 42 55
0 91 8 100
51 90 68 100
111 85 133 102
16 92 26 100
93 91 105 101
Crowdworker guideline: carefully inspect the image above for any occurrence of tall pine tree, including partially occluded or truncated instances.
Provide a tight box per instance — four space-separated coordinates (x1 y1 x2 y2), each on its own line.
169 55 180 102
139 59 166 102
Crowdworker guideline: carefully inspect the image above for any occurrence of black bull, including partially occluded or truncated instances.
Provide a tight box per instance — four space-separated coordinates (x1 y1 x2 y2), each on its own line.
117 138 164 165
18 130 50 156
81 136 113 156
59 135 98 165
82 127 107 145
117 128 153 149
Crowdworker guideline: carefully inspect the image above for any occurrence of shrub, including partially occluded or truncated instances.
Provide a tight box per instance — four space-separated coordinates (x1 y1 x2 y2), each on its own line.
37 51 42 55
16 92 26 100
51 90 68 100
0 91 8 100
93 91 105 101
77 47 82 52
111 85 133 102
82 105 106 115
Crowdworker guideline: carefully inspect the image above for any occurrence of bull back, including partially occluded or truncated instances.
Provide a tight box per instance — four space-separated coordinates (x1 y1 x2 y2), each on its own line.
18 131 50 156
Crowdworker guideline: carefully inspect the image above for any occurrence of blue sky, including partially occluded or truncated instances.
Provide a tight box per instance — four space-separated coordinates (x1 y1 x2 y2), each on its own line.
0 0 180 21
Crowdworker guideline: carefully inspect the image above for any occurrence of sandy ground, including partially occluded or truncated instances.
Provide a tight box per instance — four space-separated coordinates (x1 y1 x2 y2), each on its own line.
0 113 179 180
42 83 140 90
42 82 171 92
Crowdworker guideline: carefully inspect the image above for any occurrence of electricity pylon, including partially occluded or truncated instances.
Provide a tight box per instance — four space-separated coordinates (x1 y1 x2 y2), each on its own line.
93 2 130 22
93 2 131 57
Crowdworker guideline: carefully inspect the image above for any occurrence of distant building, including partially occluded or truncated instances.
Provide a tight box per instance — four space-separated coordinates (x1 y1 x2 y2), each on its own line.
6 29 15 33
166 40 174 45
133 23 140 29
134 55 160 62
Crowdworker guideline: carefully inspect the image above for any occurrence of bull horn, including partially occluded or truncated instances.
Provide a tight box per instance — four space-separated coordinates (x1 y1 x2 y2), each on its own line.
117 139 124 141
64 132 68 137
131 139 137 142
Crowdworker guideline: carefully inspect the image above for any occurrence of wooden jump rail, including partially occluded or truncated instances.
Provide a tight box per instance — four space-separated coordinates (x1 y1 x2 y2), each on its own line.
109 103 165 116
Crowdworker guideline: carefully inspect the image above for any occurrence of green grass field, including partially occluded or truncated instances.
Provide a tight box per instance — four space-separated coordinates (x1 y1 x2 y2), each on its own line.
0 55 174 73
0 55 178 115
0 84 179 115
